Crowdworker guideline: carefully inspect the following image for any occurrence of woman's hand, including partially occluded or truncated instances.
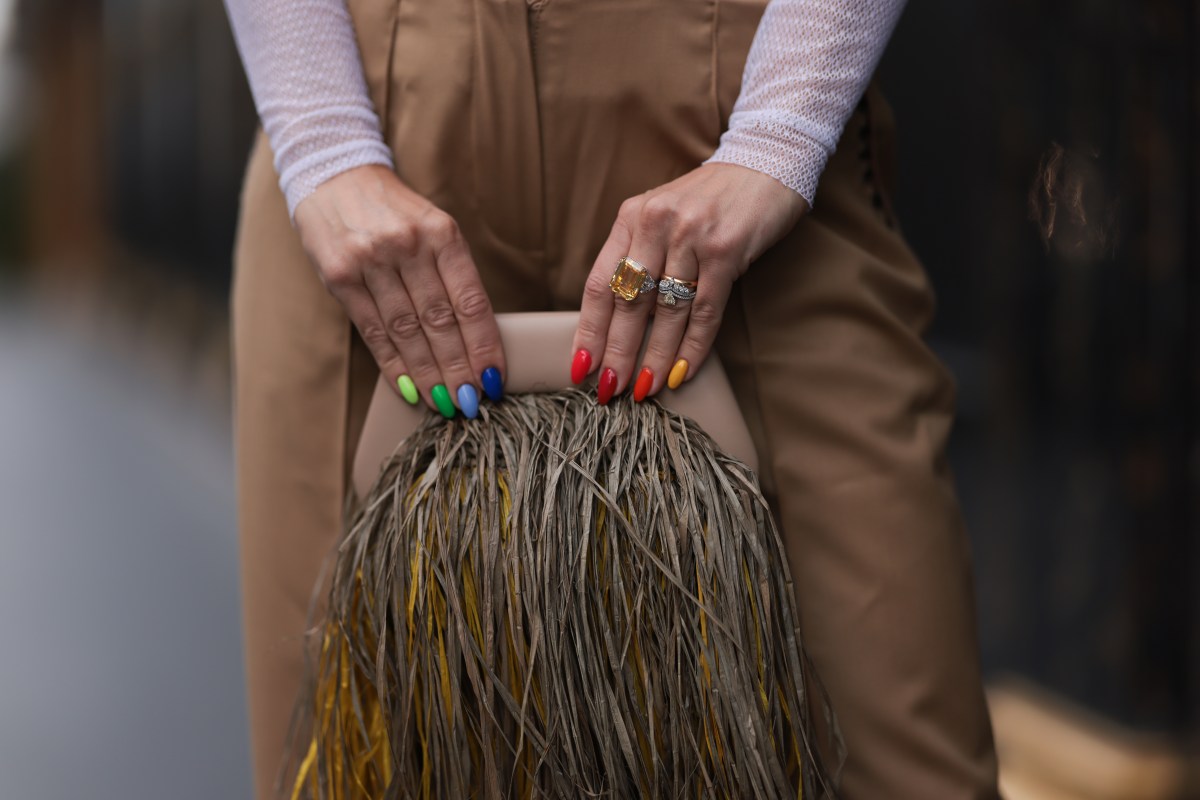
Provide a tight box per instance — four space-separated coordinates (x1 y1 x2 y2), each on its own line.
294 165 505 418
570 162 809 403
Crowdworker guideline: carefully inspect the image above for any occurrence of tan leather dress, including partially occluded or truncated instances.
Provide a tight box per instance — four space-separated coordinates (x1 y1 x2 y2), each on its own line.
230 0 1002 796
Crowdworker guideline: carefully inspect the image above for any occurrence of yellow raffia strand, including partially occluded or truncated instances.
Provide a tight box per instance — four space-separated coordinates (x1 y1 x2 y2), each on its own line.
292 583 393 800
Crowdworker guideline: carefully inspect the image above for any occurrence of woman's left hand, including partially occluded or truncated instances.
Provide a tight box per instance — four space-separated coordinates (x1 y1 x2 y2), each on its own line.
570 162 809 403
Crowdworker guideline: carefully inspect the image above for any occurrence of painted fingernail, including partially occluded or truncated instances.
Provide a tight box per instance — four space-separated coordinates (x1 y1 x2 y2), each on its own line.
596 367 617 405
481 366 503 402
431 384 456 418
457 383 479 419
633 367 653 402
667 359 688 390
571 349 592 385
397 374 420 405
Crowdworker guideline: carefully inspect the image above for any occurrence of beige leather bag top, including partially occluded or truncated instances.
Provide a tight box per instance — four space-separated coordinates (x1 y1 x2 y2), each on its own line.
352 312 757 497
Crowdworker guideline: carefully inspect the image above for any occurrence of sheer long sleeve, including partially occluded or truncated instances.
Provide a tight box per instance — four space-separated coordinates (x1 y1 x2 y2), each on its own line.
703 0 907 205
223 0 906 216
223 0 394 217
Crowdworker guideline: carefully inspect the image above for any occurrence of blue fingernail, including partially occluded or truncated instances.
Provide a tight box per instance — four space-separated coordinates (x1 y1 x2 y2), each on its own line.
481 366 503 402
457 383 480 419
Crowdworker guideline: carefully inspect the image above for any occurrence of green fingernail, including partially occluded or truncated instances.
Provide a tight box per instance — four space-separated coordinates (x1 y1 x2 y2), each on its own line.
431 384 456 418
396 375 419 405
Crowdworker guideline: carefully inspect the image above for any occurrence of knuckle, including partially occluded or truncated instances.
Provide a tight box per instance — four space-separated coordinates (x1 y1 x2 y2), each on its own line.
419 212 459 246
420 301 459 332
440 356 472 378
576 314 607 343
375 353 403 373
583 273 614 304
640 196 677 228
617 196 644 222
321 260 357 290
604 335 639 361
674 206 704 235
387 309 423 339
700 232 737 261
689 298 723 328
384 222 419 258
407 355 439 380
358 320 392 350
642 339 674 365
454 288 492 321
349 230 388 265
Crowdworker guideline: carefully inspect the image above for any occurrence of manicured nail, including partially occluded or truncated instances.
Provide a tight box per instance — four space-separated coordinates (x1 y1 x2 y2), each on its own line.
431 384 456 418
633 367 653 402
457 383 479 419
596 367 617 405
571 349 592 385
481 366 503 402
667 359 688 390
396 374 420 405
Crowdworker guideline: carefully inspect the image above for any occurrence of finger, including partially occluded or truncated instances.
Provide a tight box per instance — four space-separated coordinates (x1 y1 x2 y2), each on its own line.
361 263 449 415
396 234 479 418
328 280 416 404
635 247 698 400
672 262 735 386
597 199 670 403
428 219 506 404
571 196 640 386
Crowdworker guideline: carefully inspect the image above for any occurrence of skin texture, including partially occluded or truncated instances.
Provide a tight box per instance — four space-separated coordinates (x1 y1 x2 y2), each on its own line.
296 162 807 407
571 162 809 398
293 164 505 413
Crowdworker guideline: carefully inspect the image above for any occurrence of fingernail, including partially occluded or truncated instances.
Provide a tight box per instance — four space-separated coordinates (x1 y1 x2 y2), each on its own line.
596 367 617 405
431 384 456 418
667 359 688 390
633 367 653 402
571 349 592 385
396 374 420 405
481 366 503 402
457 383 479 419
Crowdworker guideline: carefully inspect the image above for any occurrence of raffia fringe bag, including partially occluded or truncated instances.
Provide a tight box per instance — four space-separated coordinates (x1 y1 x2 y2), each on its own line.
283 312 844 799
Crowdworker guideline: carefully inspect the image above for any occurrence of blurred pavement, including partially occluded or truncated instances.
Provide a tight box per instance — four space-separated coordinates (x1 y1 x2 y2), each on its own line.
0 298 251 800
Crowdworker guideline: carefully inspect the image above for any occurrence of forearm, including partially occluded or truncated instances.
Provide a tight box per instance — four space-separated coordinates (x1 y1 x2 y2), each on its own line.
703 0 908 206
223 0 394 217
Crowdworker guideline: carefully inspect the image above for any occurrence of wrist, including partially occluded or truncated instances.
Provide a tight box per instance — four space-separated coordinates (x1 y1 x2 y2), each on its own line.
704 120 827 210
283 144 396 220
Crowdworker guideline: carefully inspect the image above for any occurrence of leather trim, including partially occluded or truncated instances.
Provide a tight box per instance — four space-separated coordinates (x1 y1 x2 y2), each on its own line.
353 311 758 497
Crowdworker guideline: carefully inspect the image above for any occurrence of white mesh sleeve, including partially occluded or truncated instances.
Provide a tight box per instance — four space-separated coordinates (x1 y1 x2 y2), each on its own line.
703 0 908 206
224 0 906 217
223 0 394 218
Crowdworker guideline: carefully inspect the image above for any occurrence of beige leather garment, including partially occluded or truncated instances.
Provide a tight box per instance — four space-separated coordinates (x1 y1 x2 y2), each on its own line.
230 1 1001 797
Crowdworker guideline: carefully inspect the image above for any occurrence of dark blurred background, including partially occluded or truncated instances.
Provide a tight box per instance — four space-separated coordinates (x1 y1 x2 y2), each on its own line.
0 1 1196 798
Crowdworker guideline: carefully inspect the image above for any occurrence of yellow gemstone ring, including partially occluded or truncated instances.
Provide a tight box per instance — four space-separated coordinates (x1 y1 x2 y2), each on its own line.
609 256 658 301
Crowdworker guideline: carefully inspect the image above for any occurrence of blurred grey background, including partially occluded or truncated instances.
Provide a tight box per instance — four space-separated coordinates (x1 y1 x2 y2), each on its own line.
0 0 1196 798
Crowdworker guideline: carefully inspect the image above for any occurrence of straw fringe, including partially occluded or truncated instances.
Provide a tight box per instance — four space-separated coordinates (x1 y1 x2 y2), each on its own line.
284 389 843 799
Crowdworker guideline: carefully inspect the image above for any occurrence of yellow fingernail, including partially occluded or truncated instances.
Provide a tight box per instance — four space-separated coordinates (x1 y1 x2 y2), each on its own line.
667 359 688 390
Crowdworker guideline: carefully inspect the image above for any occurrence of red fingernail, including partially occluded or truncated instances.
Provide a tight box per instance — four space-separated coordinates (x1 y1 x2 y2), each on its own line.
633 367 653 402
596 367 617 405
571 349 592 385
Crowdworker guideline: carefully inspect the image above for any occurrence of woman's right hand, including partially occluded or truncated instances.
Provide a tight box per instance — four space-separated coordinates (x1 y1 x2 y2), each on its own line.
293 165 505 418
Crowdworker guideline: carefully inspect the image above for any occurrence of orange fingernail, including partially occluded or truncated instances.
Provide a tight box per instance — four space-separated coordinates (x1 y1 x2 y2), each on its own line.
633 367 653 402
667 359 688 390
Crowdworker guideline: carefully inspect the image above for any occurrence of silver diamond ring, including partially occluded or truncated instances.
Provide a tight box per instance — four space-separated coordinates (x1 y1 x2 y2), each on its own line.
657 275 698 306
